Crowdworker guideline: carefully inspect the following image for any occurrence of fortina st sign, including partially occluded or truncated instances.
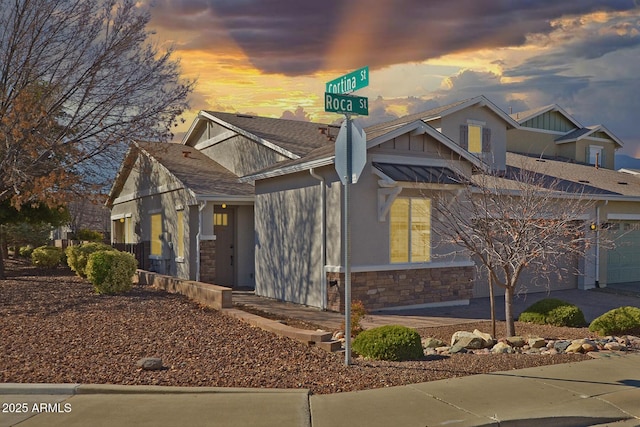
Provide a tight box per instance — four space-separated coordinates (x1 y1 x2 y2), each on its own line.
325 66 369 94
324 92 368 116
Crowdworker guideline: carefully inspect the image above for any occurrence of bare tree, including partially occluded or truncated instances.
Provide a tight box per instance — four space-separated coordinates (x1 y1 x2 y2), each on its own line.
432 160 597 337
0 0 194 207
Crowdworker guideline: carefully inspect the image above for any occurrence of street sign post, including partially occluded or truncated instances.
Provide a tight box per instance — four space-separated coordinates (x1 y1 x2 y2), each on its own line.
325 65 369 94
324 66 370 366
324 92 368 116
335 120 367 184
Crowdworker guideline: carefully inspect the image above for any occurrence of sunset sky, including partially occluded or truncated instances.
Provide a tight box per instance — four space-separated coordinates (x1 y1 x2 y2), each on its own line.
146 1 640 157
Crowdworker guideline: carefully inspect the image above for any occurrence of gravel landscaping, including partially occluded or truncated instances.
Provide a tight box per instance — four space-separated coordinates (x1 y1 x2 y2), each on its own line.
1 259 636 395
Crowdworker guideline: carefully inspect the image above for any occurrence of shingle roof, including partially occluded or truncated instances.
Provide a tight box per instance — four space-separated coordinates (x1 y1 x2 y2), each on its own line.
136 141 254 198
203 111 338 158
364 99 471 140
506 152 640 197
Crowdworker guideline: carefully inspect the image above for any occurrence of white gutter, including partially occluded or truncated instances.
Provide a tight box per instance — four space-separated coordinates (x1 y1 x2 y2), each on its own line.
309 168 327 310
196 201 207 282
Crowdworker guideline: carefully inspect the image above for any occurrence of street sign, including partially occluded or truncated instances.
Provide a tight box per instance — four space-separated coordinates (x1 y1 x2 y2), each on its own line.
335 119 367 185
324 92 369 116
325 66 369 94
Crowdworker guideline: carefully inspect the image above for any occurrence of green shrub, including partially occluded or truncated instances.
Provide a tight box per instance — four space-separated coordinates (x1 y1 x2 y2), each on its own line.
31 246 63 268
86 250 137 294
66 242 114 278
19 245 34 258
589 306 640 336
77 229 104 242
518 298 587 327
352 325 424 361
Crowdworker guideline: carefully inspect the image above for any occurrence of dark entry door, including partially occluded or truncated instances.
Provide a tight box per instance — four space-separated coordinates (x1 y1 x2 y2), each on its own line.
214 206 235 287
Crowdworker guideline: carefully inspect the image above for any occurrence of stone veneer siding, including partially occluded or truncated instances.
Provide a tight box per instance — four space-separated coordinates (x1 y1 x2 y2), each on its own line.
327 266 474 312
199 239 216 284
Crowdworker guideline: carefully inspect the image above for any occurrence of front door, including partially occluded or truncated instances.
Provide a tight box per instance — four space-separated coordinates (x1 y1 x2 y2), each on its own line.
214 206 235 287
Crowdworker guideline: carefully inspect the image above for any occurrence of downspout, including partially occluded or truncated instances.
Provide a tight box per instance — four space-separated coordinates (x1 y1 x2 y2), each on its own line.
196 200 207 282
594 200 607 288
310 168 327 310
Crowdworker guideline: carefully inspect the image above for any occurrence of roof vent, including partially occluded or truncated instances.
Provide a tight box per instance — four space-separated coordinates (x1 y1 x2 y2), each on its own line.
578 180 590 184
236 114 254 119
182 150 191 158
618 181 628 185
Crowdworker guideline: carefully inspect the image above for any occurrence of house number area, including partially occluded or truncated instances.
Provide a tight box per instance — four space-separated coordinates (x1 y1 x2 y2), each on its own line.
2 402 72 413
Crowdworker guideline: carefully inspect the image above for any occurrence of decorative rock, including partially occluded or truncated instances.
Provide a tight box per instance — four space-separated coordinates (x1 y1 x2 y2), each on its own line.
528 337 547 349
554 340 571 352
422 337 445 349
491 342 513 354
604 342 623 351
565 342 585 353
581 342 597 352
506 336 525 348
452 335 486 351
472 329 495 347
137 357 163 370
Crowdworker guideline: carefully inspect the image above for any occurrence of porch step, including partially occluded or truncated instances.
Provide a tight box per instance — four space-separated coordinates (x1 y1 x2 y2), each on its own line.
316 340 343 352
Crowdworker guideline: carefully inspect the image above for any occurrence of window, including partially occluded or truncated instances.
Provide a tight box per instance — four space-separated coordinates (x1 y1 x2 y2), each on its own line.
390 198 431 263
176 210 184 259
150 213 162 256
588 145 604 167
214 213 228 227
468 124 482 153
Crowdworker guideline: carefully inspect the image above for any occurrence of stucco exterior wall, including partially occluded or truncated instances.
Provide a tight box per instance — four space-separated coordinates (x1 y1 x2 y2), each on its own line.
199 135 287 176
507 128 559 157
440 105 508 172
254 171 326 307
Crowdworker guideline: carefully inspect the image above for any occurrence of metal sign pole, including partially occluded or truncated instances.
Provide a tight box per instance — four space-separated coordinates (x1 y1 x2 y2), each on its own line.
344 114 352 366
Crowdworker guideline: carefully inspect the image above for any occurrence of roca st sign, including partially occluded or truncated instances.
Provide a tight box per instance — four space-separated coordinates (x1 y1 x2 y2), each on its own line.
324 92 368 116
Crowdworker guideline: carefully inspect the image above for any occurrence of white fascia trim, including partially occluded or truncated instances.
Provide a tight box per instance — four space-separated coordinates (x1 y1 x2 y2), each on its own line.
200 111 300 160
110 213 126 220
239 156 335 182
607 214 640 221
180 113 206 145
193 129 237 151
325 260 475 273
195 195 255 204
112 182 185 205
519 127 569 136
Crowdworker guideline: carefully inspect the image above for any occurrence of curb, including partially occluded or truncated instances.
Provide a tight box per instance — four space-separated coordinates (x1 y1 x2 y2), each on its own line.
0 383 311 396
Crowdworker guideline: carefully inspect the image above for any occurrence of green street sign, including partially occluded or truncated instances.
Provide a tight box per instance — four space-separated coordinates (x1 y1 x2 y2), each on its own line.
324 92 369 116
325 66 369 94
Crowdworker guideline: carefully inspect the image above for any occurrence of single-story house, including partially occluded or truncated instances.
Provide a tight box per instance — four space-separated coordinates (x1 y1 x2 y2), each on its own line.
107 95 640 311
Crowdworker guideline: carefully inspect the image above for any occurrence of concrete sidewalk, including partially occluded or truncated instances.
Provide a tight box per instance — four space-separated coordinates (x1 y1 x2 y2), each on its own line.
2 354 639 426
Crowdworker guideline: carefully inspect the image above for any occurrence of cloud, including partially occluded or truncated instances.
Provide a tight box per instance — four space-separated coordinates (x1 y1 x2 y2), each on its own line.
148 0 638 76
280 106 311 121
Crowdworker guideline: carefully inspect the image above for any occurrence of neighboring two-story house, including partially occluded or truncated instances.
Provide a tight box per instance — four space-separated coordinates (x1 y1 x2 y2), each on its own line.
107 95 640 311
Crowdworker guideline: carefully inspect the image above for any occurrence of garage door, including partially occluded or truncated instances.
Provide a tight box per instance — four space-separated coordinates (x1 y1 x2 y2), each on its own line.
607 221 640 284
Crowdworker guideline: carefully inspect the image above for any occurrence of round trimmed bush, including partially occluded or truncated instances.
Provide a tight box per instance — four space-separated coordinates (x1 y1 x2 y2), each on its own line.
31 246 63 268
86 250 137 295
352 325 424 361
589 306 640 336
66 242 114 278
518 298 587 327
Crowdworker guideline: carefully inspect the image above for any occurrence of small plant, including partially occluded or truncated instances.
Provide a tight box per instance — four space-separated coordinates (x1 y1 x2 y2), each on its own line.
518 298 586 327
341 300 367 337
86 250 137 294
352 325 423 361
18 245 34 258
31 246 63 268
589 306 640 336
66 242 114 277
